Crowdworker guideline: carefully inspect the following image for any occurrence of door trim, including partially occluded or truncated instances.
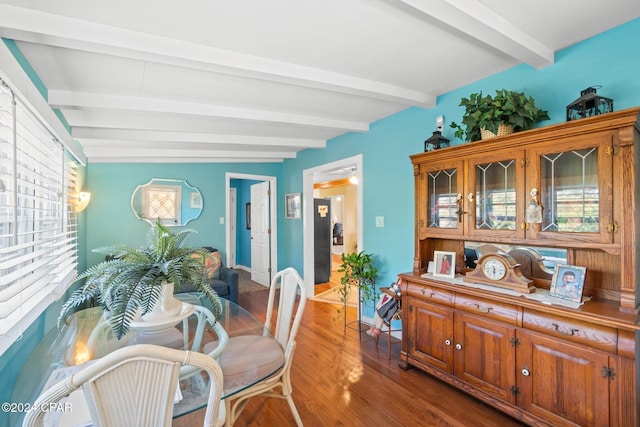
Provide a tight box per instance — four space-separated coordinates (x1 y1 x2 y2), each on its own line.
302 154 363 298
225 173 277 281
228 187 237 268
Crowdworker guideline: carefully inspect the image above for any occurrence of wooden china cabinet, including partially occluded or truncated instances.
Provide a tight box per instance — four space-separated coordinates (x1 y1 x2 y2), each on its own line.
400 108 640 427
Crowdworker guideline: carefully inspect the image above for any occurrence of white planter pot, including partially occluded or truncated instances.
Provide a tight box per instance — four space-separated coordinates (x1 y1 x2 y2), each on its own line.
129 282 194 334
142 282 183 322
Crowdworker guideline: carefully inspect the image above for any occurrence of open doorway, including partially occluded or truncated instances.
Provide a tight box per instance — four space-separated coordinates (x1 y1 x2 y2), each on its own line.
302 155 363 299
225 173 278 286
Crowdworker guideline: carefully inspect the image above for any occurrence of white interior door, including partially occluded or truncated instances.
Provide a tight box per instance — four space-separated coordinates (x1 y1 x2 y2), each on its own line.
250 181 271 286
228 187 237 268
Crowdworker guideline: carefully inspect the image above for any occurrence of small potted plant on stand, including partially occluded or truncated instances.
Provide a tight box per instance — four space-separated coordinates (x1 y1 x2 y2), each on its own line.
58 221 222 339
450 89 550 142
334 251 378 333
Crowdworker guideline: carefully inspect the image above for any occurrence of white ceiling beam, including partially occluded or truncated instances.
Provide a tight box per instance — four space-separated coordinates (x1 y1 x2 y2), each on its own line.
49 90 368 132
83 147 296 159
76 139 308 155
72 129 326 149
87 156 283 164
0 4 435 107
389 0 554 68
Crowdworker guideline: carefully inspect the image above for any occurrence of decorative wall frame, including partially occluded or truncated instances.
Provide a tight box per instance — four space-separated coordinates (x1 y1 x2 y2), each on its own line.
285 193 301 219
190 191 202 209
433 250 456 278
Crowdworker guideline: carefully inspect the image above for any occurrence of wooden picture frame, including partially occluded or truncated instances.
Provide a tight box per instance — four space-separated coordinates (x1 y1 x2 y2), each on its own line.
549 264 586 302
285 193 301 219
433 250 455 278
246 202 251 229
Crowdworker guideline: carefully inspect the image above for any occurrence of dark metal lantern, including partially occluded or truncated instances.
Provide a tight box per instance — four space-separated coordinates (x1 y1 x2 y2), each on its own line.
566 86 613 121
424 130 450 152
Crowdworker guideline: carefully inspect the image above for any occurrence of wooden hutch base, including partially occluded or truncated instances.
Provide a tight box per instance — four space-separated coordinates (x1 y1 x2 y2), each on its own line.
401 108 640 427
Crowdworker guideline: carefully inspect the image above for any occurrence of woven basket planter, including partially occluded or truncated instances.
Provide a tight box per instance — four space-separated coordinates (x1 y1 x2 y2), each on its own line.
481 123 514 140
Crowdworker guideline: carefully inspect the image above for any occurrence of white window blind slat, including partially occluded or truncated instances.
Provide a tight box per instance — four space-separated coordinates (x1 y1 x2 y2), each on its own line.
0 254 56 289
0 79 79 347
0 267 53 314
0 278 55 334
0 245 56 271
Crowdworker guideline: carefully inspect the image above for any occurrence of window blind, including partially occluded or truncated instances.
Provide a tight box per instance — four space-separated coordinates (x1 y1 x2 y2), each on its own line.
0 80 78 338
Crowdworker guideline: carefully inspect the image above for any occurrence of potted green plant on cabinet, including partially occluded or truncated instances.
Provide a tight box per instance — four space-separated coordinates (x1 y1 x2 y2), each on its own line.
58 222 222 339
334 251 378 332
450 89 550 142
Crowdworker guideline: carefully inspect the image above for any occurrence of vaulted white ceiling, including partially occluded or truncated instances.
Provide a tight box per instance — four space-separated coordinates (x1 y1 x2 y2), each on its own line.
0 0 638 163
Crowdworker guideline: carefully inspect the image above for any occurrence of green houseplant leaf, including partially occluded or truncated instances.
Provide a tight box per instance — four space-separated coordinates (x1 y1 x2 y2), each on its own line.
334 251 378 330
58 221 222 339
451 89 549 142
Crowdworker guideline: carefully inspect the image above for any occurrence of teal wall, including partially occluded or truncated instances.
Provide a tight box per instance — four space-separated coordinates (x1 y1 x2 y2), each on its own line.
279 18 640 288
84 163 281 267
2 17 640 426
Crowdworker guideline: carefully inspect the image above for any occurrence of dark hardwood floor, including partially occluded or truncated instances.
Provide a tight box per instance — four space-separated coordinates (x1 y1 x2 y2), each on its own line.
174 287 526 427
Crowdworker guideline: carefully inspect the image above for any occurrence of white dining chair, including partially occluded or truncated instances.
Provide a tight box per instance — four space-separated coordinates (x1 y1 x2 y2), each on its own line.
23 344 225 427
179 303 229 380
85 301 229 381
217 267 307 427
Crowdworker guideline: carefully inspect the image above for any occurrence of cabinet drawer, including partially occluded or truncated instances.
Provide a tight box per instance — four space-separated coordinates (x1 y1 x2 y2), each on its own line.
523 310 617 353
454 294 518 325
405 282 454 307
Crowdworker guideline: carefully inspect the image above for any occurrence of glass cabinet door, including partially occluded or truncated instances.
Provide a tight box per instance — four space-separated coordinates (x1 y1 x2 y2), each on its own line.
418 161 464 237
528 134 613 243
467 152 526 239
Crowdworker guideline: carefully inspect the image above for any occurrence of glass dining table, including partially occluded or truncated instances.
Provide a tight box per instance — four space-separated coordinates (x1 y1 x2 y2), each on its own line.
10 297 282 426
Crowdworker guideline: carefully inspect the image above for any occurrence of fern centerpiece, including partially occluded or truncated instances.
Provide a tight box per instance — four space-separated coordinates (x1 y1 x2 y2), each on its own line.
58 222 222 339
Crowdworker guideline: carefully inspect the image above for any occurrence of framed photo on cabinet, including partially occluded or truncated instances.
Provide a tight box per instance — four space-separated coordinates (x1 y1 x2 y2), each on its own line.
549 264 586 302
433 250 455 278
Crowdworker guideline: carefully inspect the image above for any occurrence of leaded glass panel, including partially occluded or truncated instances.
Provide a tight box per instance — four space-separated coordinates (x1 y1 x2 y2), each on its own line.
475 161 516 230
427 168 458 228
540 148 599 232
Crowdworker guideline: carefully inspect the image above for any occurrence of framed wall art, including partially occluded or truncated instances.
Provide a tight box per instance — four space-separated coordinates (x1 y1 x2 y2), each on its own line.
285 193 301 219
190 191 202 209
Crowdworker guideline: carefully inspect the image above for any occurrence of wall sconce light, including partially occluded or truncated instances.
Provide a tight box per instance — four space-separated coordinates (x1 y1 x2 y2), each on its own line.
566 86 613 121
348 173 358 185
75 191 91 212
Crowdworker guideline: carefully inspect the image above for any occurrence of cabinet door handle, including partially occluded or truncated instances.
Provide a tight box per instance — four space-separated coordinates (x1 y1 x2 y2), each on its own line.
552 323 579 336
467 193 474 202
474 304 492 314
445 339 451 346
455 343 462 350
421 289 435 298
521 368 530 377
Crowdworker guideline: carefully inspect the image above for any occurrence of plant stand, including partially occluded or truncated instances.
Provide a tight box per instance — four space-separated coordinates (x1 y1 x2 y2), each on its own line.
344 287 367 339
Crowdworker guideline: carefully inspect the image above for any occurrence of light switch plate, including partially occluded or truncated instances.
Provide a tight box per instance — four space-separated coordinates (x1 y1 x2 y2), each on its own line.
219 217 225 224
375 216 384 227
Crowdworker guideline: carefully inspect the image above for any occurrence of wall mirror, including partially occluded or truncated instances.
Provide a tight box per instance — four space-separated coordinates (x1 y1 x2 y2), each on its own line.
131 178 203 226
464 242 566 280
